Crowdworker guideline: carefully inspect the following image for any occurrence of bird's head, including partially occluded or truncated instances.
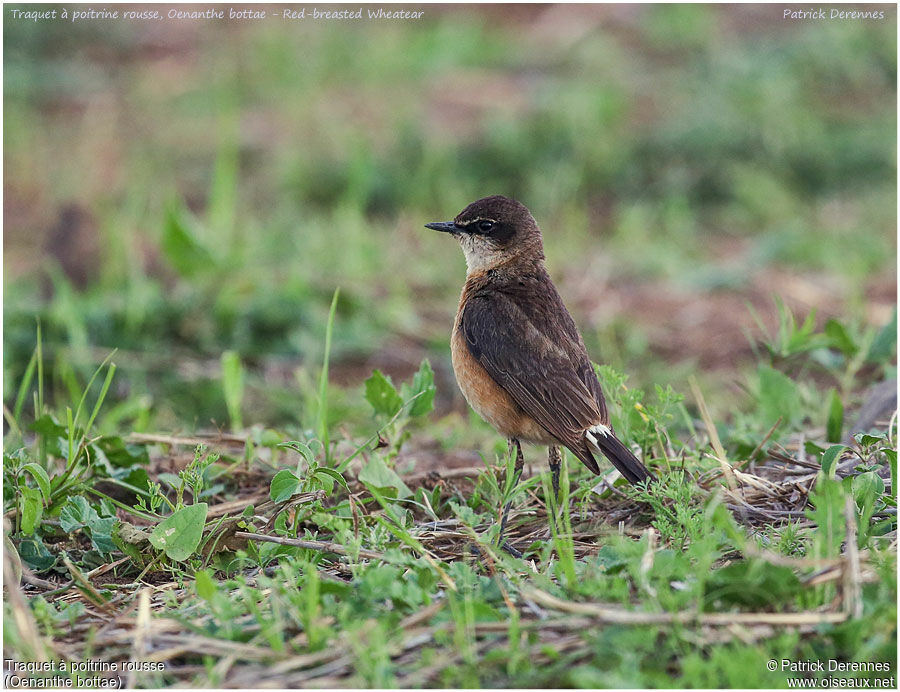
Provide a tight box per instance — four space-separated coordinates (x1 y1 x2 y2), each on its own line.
425 195 544 275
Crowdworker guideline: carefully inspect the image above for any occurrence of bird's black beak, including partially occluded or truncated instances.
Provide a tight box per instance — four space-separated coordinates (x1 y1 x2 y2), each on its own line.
424 221 460 234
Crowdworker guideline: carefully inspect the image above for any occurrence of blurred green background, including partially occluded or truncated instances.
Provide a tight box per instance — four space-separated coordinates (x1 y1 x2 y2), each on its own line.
4 4 896 439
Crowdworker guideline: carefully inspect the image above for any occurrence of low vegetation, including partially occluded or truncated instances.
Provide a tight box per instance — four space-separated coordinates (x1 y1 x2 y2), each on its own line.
3 303 896 687
3 5 896 688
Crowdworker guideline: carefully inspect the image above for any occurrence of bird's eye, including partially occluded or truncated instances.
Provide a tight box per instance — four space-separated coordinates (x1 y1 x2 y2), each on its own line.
478 220 494 233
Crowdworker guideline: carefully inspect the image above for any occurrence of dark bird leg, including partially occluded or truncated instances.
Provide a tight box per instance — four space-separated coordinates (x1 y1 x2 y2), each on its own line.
547 445 563 536
498 438 525 557
548 445 562 502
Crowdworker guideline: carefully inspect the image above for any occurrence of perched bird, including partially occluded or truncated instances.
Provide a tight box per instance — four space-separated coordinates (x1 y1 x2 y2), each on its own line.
426 195 653 553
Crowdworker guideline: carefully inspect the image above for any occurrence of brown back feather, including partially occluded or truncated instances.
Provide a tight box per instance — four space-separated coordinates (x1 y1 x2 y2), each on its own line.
460 265 609 473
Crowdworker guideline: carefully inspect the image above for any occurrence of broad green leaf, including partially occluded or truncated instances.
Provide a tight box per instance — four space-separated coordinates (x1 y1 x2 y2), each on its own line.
313 467 350 492
121 467 151 495
757 365 801 427
820 445 846 478
221 350 244 431
194 568 217 601
59 496 96 533
20 487 43 535
806 477 846 557
29 413 67 438
851 471 886 549
401 360 436 417
804 440 826 455
96 436 150 468
364 370 403 417
866 308 897 364
99 498 117 517
270 469 303 503
17 536 56 572
278 440 317 466
312 471 334 494
359 454 411 499
431 486 442 514
824 318 857 357
273 510 290 535
595 545 628 571
21 463 51 502
825 389 843 444
856 433 886 448
162 202 213 278
57 496 116 553
149 503 208 562
88 518 118 554
852 472 885 506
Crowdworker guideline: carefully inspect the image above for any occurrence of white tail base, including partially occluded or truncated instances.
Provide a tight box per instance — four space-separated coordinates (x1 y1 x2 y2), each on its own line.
585 424 612 451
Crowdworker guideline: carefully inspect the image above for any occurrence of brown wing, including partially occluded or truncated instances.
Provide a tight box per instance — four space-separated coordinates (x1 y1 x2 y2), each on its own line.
459 283 606 460
515 270 608 423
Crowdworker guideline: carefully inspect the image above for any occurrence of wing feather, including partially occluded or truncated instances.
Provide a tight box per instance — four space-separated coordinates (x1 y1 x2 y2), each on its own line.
460 285 605 453
457 268 651 484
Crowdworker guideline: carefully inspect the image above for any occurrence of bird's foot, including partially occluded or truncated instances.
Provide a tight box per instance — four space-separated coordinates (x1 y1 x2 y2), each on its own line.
499 541 523 559
468 538 523 559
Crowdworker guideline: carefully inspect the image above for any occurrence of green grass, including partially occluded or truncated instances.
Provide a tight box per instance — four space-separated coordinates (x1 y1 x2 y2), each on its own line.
4 6 896 427
3 303 896 687
3 5 897 688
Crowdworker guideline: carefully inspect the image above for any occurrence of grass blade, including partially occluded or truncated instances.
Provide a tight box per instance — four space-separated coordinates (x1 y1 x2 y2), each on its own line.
221 350 244 431
71 350 117 434
83 362 117 435
35 320 44 418
317 287 340 464
13 350 37 424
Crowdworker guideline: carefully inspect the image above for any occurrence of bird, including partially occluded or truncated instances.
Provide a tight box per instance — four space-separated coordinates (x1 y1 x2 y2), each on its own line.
425 195 653 554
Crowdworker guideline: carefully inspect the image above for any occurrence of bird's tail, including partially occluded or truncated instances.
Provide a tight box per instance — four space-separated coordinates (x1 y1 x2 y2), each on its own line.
584 424 653 485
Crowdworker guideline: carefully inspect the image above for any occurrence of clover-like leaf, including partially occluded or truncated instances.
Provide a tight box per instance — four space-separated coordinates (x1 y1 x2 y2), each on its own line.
149 503 208 562
401 360 436 417
364 370 403 417
270 469 303 503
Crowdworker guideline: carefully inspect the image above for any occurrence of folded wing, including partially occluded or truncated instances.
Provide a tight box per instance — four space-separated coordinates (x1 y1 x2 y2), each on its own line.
460 286 607 474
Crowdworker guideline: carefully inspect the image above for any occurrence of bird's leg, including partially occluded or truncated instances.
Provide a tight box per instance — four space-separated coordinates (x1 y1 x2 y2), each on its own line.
547 445 563 534
498 438 525 557
548 445 562 503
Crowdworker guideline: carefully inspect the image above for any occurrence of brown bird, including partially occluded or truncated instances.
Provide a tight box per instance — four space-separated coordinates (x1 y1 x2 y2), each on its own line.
426 195 653 554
